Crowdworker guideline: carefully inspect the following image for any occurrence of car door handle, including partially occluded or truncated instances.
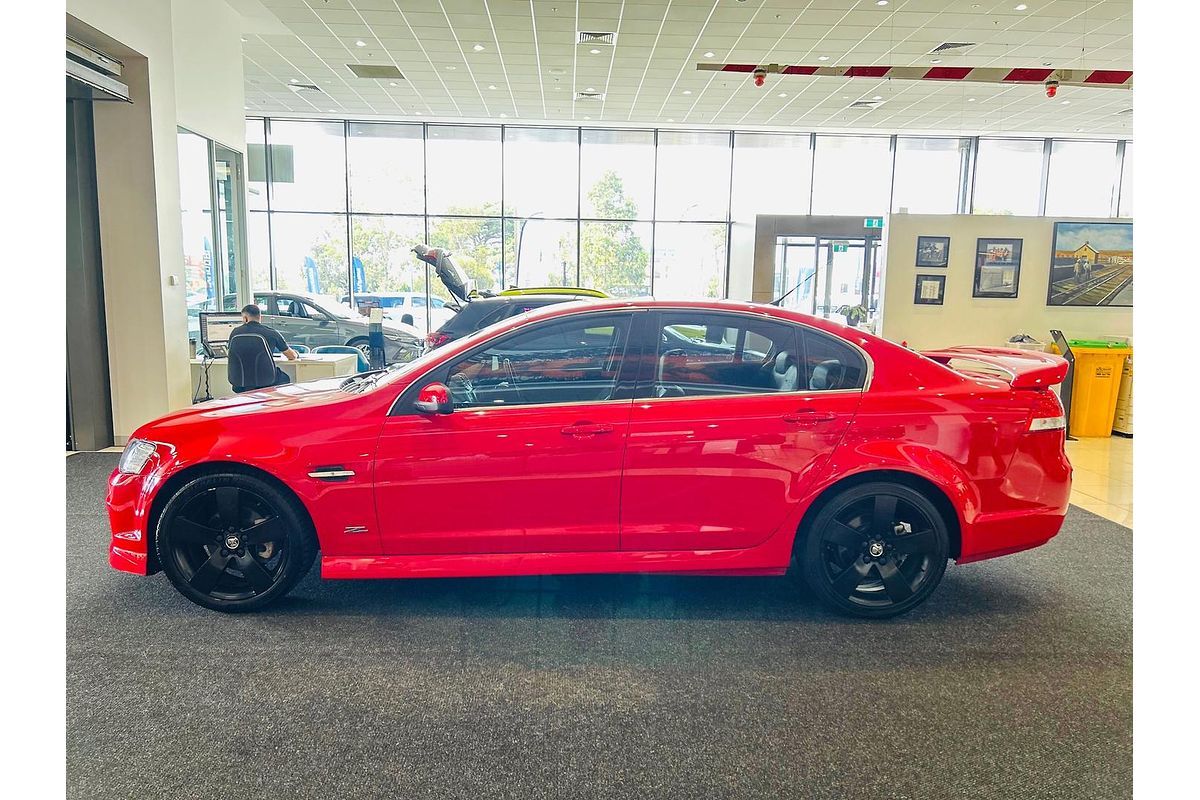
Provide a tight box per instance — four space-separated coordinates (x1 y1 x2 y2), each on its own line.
782 410 838 424
561 422 614 437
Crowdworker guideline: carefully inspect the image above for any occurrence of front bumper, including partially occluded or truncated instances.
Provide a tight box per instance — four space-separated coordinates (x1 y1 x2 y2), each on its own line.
106 467 161 575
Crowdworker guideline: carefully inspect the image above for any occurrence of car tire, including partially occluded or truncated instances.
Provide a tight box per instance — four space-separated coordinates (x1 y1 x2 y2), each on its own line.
800 481 949 619
346 337 372 359
155 473 318 613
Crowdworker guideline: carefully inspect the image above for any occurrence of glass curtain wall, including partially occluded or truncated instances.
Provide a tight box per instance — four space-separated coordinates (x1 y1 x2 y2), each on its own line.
247 118 1132 308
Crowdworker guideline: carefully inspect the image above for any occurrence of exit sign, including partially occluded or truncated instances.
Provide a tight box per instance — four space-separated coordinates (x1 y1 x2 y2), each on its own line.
864 216 884 228
833 241 849 252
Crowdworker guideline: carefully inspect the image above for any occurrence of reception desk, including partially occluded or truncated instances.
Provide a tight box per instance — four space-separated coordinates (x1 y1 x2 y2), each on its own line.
190 353 359 401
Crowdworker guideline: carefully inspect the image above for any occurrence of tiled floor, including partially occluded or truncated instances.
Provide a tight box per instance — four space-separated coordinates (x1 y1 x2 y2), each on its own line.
1065 435 1133 528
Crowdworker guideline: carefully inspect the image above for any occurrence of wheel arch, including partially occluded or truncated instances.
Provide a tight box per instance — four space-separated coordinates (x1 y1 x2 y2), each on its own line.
795 469 963 560
145 460 317 573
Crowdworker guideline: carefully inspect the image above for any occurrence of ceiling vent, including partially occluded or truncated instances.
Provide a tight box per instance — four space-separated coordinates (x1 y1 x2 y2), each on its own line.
288 82 323 93
346 63 405 80
929 42 976 54
575 91 605 101
848 99 883 110
577 31 616 46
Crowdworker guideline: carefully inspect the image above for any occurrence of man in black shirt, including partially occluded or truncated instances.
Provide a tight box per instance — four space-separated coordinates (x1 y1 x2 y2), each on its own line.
229 304 298 392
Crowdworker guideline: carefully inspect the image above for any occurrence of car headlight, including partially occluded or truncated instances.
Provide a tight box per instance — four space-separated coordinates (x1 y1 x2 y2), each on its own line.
118 439 158 475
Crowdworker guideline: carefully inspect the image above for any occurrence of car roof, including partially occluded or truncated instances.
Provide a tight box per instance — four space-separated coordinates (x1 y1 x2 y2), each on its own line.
489 297 888 346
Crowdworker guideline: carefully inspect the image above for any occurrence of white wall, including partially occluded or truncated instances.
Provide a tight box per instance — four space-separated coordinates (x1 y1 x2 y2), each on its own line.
880 213 1133 351
67 0 246 440
171 0 246 151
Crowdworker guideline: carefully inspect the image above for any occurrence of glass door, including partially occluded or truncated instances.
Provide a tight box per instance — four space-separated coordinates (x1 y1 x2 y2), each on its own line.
772 235 817 312
178 130 218 350
811 236 881 329
178 129 250 353
213 144 248 312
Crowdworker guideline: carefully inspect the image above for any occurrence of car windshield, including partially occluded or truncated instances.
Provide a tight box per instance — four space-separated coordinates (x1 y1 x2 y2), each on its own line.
341 345 446 393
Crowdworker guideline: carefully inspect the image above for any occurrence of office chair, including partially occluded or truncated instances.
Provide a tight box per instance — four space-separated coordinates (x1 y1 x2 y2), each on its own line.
228 333 289 392
313 344 371 373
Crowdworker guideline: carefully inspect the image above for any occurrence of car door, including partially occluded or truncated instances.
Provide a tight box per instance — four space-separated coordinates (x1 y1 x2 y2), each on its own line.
619 311 866 552
260 295 310 348
295 299 343 348
372 311 640 555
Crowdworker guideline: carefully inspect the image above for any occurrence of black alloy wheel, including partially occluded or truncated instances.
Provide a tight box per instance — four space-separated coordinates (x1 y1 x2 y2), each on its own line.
347 337 372 359
801 482 949 618
156 473 317 612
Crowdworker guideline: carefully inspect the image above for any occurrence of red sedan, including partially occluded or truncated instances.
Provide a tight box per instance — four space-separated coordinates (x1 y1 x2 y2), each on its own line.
107 300 1071 618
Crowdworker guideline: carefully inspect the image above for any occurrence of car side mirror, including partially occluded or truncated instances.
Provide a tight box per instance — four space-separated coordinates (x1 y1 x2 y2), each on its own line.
413 382 453 415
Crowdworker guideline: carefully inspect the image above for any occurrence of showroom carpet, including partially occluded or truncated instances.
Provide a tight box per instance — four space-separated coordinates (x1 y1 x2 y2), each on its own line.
67 453 1131 800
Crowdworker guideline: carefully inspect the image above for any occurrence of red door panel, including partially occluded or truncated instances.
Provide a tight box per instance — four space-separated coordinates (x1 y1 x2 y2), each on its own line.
373 401 633 555
619 392 861 551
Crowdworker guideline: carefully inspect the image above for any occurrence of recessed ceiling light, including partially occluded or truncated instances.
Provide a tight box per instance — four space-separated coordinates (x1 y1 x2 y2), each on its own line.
873 95 883 100
584 116 591 120
778 92 788 98
967 97 977 102
1015 3 1028 10
488 84 496 90
667 119 674 123
355 40 366 47
241 37 248 43
554 86 562 90
289 78 299 83
446 65 456 70
328 109 336 113
683 89 692 95
590 48 601 54
243 105 251 109
587 87 594 92
704 51 715 58
931 58 942 64
877 0 889 5
389 82 398 87
473 44 484 52
1061 99 1070 104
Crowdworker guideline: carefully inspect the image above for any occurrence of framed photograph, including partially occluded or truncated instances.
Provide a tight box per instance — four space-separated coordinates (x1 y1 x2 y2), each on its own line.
1047 221 1133 307
916 236 950 268
914 274 946 305
973 238 1022 298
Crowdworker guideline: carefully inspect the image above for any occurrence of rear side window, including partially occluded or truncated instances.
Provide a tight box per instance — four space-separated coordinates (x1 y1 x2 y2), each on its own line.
254 294 277 315
652 312 801 398
800 329 867 390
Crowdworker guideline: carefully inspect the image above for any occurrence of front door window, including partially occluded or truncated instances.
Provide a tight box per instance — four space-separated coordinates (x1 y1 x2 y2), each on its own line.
445 315 632 408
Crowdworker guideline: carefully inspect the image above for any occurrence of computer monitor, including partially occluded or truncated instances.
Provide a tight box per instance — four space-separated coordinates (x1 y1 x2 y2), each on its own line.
199 312 243 358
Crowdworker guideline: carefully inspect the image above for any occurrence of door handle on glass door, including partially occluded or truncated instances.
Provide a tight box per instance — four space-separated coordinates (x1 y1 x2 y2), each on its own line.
782 410 838 424
561 422 614 437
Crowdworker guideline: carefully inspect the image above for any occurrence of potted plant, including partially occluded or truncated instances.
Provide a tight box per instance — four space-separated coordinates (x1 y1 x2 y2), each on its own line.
836 303 869 327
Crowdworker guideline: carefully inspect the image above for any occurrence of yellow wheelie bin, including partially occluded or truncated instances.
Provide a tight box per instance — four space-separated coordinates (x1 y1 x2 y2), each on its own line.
1065 340 1133 437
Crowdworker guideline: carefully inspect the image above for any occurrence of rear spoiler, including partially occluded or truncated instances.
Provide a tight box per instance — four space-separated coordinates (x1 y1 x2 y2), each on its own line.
921 346 1069 389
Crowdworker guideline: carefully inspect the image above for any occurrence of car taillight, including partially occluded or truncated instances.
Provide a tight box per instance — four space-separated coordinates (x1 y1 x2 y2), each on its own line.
1029 415 1066 432
426 331 452 349
1027 390 1066 432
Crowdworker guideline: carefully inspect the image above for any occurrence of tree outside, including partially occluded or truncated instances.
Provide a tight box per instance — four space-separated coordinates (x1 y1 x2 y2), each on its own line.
578 170 650 296
302 170 653 301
